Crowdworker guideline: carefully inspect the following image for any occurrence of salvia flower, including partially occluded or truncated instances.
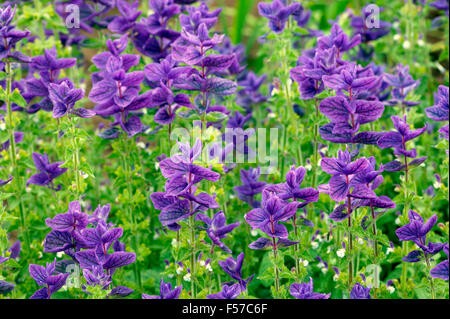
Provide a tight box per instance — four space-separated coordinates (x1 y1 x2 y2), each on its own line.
257 0 301 34
317 24 361 58
377 115 427 172
245 190 300 238
234 166 267 208
384 64 421 109
426 85 449 140
218 252 254 291
48 80 95 118
132 0 180 60
196 211 239 253
207 283 241 299
236 72 268 111
350 5 391 43
265 166 319 206
26 47 77 113
29 259 69 299
179 1 221 34
319 149 374 202
0 5 30 63
107 0 141 34
396 210 444 262
0 241 20 295
290 277 330 299
89 34 149 137
42 201 135 297
27 152 68 191
350 282 371 299
151 139 220 230
430 244 449 281
142 278 182 299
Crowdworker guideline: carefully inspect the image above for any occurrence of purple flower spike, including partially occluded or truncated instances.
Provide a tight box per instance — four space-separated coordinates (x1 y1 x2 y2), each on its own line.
384 64 421 108
377 115 427 171
430 244 449 281
196 211 239 253
142 278 182 299
290 278 330 299
234 167 266 208
218 253 254 291
207 283 241 299
426 85 449 140
317 24 361 57
27 152 68 190
265 165 319 206
350 283 371 299
258 0 301 34
319 149 373 202
0 5 31 63
48 80 94 119
245 191 299 238
29 259 69 299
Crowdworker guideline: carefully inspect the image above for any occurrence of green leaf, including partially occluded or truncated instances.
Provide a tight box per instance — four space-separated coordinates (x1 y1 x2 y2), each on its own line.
11 89 27 107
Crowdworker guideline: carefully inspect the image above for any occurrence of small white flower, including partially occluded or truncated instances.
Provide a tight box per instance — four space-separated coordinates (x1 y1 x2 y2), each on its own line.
393 34 401 41
302 260 309 267
305 162 312 171
417 39 425 47
433 181 441 189
358 238 364 245
321 267 328 274
388 286 395 294
183 273 191 282
311 241 319 249
155 162 160 170
327 246 332 254
56 252 64 258
199 260 206 267
168 274 174 278
137 142 146 149
0 123 5 130
337 248 346 258
81 171 88 179
206 264 213 272
268 112 277 119
403 41 411 50
395 217 401 225
176 266 183 275
386 247 394 255
171 238 178 247
333 274 339 281
250 229 258 237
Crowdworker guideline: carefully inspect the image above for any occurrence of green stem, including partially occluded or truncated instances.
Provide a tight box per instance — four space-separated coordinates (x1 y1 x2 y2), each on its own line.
312 97 320 188
189 214 197 299
5 61 29 247
272 237 280 298
121 137 142 290
424 253 436 299
347 195 353 290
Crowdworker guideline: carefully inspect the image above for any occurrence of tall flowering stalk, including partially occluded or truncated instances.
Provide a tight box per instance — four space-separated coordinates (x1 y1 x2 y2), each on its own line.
0 5 30 246
377 115 427 296
151 139 221 298
264 165 318 278
258 0 300 177
319 149 377 291
396 210 445 299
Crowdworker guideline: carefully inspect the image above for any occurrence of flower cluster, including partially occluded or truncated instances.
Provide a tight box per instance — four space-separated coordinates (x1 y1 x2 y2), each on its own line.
39 201 136 298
